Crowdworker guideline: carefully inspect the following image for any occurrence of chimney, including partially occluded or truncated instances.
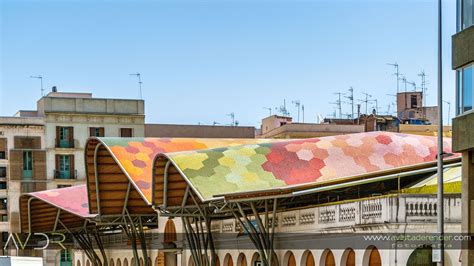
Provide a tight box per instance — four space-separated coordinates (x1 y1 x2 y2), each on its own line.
52 86 57 92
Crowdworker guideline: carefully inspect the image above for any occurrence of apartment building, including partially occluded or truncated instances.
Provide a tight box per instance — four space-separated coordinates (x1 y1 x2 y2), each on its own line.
17 90 146 189
452 0 474 265
0 116 45 250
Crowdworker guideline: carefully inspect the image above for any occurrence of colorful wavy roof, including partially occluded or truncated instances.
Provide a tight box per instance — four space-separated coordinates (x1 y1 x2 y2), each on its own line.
26 185 92 218
97 138 277 204
95 132 458 203
162 132 458 201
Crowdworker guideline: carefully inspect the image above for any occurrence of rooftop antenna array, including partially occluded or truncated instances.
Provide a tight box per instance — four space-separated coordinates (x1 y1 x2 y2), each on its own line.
292 100 301 122
30 75 44 97
276 99 290 117
129 73 143 99
386 94 397 116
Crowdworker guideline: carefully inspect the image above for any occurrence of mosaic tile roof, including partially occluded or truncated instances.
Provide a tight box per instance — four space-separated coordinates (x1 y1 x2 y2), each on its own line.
99 138 277 203
98 132 458 202
27 185 93 218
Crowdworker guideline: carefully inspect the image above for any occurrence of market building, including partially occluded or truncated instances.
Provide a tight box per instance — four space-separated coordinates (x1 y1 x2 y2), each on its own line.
19 132 464 265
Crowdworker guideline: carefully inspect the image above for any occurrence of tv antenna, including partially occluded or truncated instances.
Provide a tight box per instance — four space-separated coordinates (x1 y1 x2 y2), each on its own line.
262 107 272 116
418 71 429 106
369 99 379 115
359 92 372 115
227 112 235 126
292 100 301 122
276 99 290 116
387 63 400 94
129 73 143 99
443 100 451 126
30 75 44 97
330 92 344 119
406 81 417 92
344 87 355 119
212 121 220 126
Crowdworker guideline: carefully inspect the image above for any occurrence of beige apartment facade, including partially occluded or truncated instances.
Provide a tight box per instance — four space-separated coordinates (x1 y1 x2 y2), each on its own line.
0 116 45 249
27 91 145 188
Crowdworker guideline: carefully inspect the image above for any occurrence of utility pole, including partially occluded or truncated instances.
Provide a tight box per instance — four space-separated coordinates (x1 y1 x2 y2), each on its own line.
129 73 143 99
30 75 44 97
344 87 355 120
387 63 400 94
292 100 301 122
436 0 444 263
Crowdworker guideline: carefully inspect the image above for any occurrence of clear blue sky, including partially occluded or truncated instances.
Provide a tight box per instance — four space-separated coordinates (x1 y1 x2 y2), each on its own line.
1 0 457 126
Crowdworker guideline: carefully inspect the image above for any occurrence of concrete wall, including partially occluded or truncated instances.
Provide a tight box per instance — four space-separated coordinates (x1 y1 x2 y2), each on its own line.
145 124 255 138
37 96 144 116
260 123 365 139
453 25 474 69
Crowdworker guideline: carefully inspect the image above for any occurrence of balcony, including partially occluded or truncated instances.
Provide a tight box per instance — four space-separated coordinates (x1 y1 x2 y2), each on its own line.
54 169 77 180
210 194 462 233
55 138 75 149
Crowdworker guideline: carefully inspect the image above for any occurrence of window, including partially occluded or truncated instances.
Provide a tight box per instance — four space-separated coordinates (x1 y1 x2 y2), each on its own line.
56 126 74 148
120 128 133 137
410 95 418 108
462 0 474 30
55 155 74 179
89 127 105 137
457 65 474 114
0 167 5 178
0 182 6 190
22 151 33 178
0 199 6 210
0 152 5 160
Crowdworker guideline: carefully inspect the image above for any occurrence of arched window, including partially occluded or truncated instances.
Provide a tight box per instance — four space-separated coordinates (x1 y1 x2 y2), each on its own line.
116 258 122 266
341 248 355 266
320 249 335 266
301 250 315 266
140 257 144 266
237 253 247 266
283 251 296 266
223 254 233 266
164 219 177 243
110 259 115 266
86 261 91 266
363 246 381 266
188 256 195 266
407 246 436 266
251 252 261 266
123 258 129 266
76 260 81 266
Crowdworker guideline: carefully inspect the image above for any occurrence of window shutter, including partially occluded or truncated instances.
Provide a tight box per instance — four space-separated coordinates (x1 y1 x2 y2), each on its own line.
69 127 74 148
99 127 105 137
32 151 46 181
69 155 75 179
56 127 60 147
89 127 94 137
55 155 60 178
